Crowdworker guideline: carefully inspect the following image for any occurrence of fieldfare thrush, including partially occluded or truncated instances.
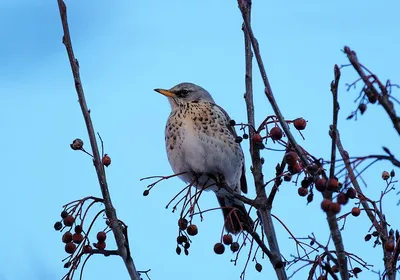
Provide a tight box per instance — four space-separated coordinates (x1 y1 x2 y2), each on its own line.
154 82 251 233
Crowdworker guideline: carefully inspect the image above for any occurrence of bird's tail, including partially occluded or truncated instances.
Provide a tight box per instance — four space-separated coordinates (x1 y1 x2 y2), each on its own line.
216 194 253 233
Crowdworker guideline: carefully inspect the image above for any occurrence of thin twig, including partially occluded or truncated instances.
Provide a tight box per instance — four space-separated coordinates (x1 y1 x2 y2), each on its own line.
56 1 140 279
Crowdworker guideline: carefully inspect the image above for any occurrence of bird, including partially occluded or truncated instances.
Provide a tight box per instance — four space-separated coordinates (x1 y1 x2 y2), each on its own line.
154 82 251 233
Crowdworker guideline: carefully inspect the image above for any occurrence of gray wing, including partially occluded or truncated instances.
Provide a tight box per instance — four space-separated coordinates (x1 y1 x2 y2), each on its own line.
213 104 248 194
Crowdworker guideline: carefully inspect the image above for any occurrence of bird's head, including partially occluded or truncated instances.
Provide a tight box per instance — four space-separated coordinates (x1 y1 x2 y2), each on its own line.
154 82 215 110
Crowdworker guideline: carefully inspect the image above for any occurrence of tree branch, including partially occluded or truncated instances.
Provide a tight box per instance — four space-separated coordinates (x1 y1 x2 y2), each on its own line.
56 1 140 279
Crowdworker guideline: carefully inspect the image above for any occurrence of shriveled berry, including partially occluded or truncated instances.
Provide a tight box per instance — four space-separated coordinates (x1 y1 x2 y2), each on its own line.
321 199 331 212
283 173 292 182
184 242 190 250
96 241 106 250
178 218 188 230
327 178 339 191
368 93 377 104
242 133 249 139
61 211 68 219
235 136 243 143
307 193 314 203
353 267 362 275
252 133 262 143
64 261 71 268
298 187 308 197
176 246 182 255
177 235 187 244
72 233 84 244
63 215 75 227
62 232 73 243
65 242 76 254
285 152 298 166
336 193 348 205
102 154 111 167
143 190 150 196
390 170 395 177
97 231 107 242
187 225 198 236
54 221 63 231
230 242 240 252
346 188 356 199
213 242 225 255
329 202 341 214
384 242 395 252
74 225 83 234
301 178 312 188
317 276 326 280
351 207 361 217
223 234 233 245
364 234 372 241
229 120 236 126
70 138 84 150
293 118 307 130
184 248 189 255
270 127 283 140
260 157 265 165
255 263 263 272
315 178 326 192
382 171 390 180
372 231 379 237
83 245 93 254
359 103 367 114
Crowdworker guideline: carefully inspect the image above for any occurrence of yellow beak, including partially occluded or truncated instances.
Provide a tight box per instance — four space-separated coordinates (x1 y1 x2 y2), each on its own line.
154 88 175 97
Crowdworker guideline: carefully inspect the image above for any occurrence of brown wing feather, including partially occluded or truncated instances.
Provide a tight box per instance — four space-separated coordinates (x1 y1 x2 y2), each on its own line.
213 104 248 194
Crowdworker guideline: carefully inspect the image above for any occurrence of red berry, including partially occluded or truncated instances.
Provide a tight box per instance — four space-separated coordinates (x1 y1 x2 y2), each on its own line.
187 225 198 236
74 225 83 234
321 199 331 212
384 242 395 252
285 152 298 166
298 187 308 197
63 215 75 227
62 232 73 243
327 178 339 191
178 218 188 230
213 242 225 255
293 118 307 130
252 134 262 143
65 242 76 254
270 127 283 140
102 154 111 167
315 178 326 192
83 245 93 254
329 202 341 214
346 188 356 199
222 234 233 245
351 207 361 217
96 241 106 250
290 163 302 174
177 235 188 244
336 193 348 205
72 233 84 244
97 231 107 242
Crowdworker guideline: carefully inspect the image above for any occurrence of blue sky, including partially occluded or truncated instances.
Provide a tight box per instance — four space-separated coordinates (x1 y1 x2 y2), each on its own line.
1 0 399 279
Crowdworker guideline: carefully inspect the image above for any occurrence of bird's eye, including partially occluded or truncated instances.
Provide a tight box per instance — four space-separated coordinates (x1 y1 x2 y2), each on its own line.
179 89 190 97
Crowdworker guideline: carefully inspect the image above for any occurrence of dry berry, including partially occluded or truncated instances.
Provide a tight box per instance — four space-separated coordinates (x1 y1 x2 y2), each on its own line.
327 178 339 191
390 170 395 177
384 242 395 252
178 218 188 230
307 193 314 203
176 246 182 255
255 263 263 272
102 154 111 167
315 178 326 192
336 193 348 205
222 234 233 245
184 242 190 249
351 207 361 217
242 133 249 139
321 200 331 212
83 245 93 254
359 103 367 114
229 120 236 126
298 187 308 197
317 276 326 280
63 215 75 227
270 127 283 140
301 178 312 188
187 224 198 236
230 242 240 252
285 152 298 166
54 221 63 231
252 134 262 143
70 138 84 150
213 243 225 255
177 235 188 244
346 188 356 199
293 118 307 130
364 234 372 241
283 173 292 182
329 202 341 214
382 171 390 180
97 231 107 242
72 233 84 244
65 242 76 254
74 225 83 234
61 211 68 219
143 190 150 196
62 232 73 243
235 136 243 143
96 241 106 250
289 163 302 174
